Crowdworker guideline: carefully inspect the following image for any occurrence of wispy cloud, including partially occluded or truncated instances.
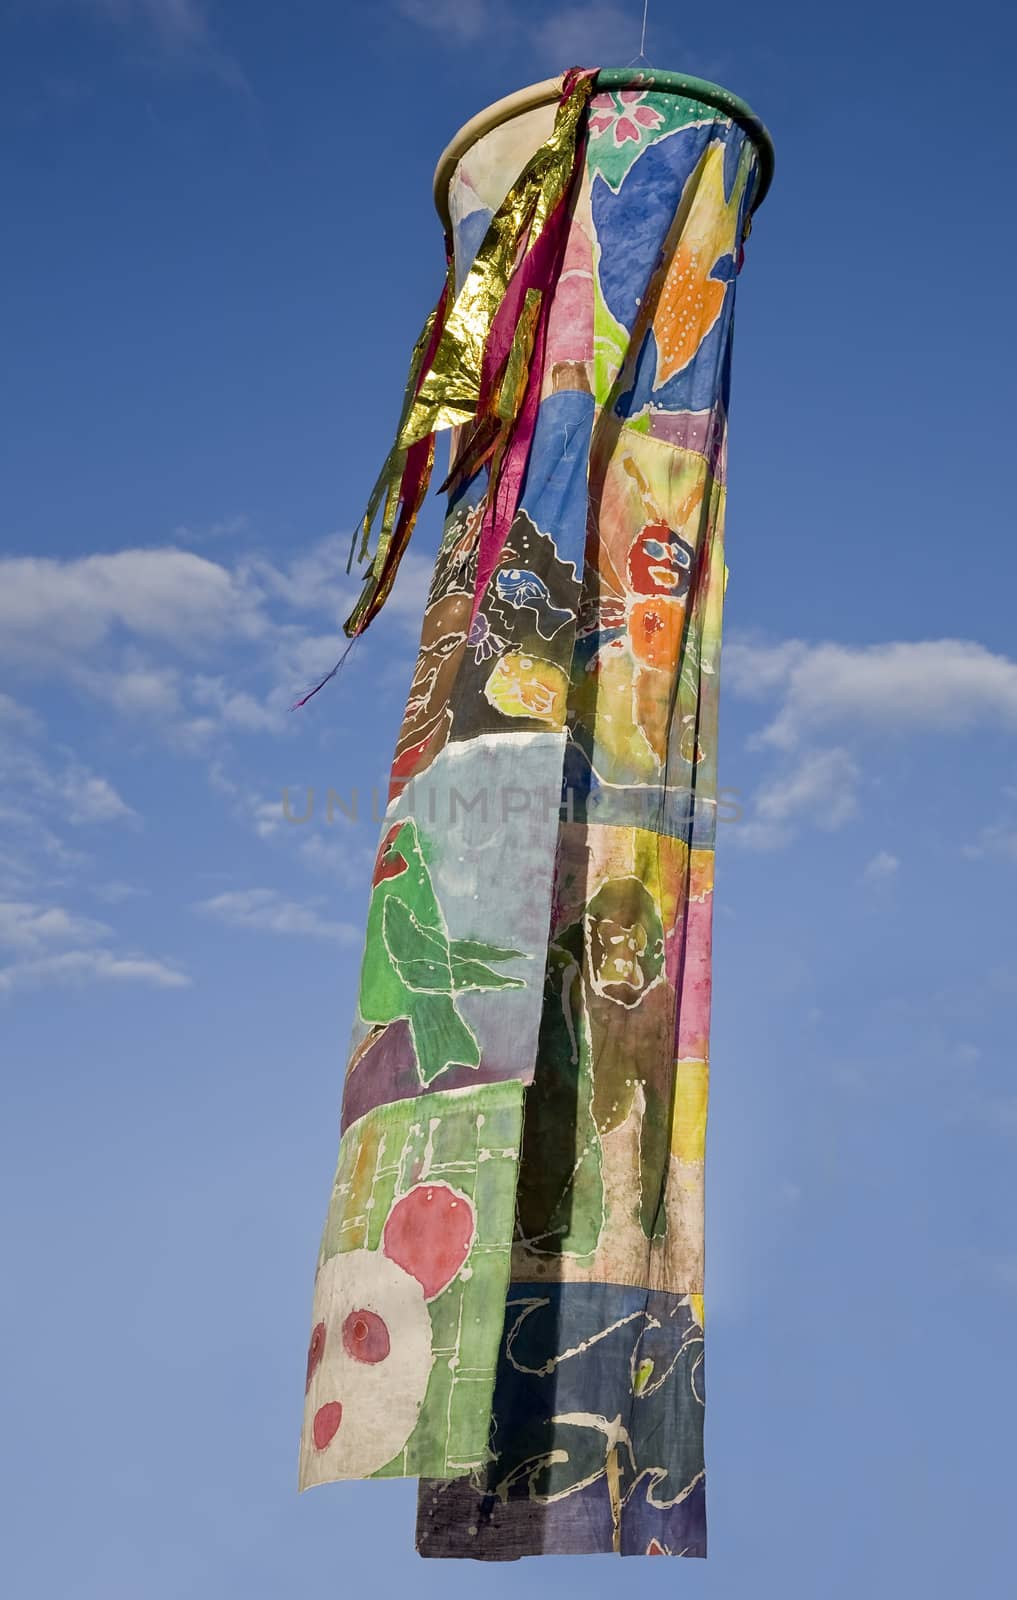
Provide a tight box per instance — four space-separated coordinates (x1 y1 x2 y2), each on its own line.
733 746 860 851
1 723 135 831
726 638 1017 750
533 3 648 66
754 747 860 828
89 0 209 46
0 533 424 752
0 896 188 995
0 900 111 952
394 0 493 46
172 512 250 546
394 0 676 70
0 947 190 995
65 770 136 825
298 831 377 890
964 819 1017 863
205 761 295 840
92 879 148 904
862 850 900 882
74 663 183 720
725 637 1017 849
0 547 266 664
70 0 248 89
0 716 135 911
0 691 41 733
194 888 359 942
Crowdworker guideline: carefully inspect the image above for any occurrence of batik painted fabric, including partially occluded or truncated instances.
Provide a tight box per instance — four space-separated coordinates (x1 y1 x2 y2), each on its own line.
300 69 771 1561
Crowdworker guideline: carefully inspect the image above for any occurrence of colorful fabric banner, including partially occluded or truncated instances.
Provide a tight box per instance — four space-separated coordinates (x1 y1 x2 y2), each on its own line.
299 68 772 1560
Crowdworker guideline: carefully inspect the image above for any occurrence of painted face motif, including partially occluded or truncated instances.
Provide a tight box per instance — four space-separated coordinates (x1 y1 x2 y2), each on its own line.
396 592 472 758
299 1183 474 1487
584 878 665 1007
483 652 567 725
627 523 695 599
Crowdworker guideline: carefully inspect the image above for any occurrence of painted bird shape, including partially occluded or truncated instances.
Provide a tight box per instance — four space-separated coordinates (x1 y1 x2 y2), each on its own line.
494 567 574 640
360 818 526 1086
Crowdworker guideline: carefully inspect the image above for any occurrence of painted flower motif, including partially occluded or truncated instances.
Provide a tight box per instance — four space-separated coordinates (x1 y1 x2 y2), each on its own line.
588 90 664 147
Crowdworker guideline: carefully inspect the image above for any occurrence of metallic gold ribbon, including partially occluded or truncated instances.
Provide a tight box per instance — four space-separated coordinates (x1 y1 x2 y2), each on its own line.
339 67 598 645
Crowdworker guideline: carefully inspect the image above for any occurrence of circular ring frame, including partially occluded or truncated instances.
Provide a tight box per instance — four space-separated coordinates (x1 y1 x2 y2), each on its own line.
432 68 775 230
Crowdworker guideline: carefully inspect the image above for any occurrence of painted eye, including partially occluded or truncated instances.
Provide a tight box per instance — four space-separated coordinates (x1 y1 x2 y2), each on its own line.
305 1320 326 1393
342 1308 391 1364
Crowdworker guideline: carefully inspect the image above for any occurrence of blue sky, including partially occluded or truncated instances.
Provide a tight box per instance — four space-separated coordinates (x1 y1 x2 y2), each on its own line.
2 0 1016 1592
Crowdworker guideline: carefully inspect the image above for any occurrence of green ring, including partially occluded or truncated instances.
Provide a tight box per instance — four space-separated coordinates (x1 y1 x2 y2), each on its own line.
592 68 774 210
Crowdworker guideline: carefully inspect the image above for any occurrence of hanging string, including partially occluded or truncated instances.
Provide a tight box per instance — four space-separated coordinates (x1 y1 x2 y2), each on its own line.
628 0 651 66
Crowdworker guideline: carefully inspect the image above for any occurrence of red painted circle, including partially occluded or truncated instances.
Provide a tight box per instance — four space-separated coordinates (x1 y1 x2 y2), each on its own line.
342 1308 391 1364
312 1401 343 1451
382 1183 475 1299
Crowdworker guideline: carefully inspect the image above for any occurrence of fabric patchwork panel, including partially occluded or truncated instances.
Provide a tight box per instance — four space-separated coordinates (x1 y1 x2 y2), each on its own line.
300 1080 523 1485
417 1281 706 1559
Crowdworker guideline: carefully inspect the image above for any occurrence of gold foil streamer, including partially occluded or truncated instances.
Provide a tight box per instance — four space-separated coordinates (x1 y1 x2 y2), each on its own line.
343 70 595 640
398 72 596 447
347 279 450 579
343 434 435 639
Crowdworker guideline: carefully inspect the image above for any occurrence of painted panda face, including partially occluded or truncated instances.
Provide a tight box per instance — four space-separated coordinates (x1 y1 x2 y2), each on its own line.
627 523 695 599
299 1247 432 1484
299 1183 475 1487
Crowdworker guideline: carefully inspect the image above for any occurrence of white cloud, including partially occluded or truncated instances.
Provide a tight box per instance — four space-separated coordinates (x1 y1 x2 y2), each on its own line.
0 805 89 884
0 702 137 909
534 3 645 65
87 0 209 46
862 850 900 882
731 747 859 852
0 547 265 666
726 638 1017 749
202 763 292 839
0 947 190 995
0 900 111 952
75 664 183 719
245 533 352 619
7 745 134 826
194 888 358 942
382 549 437 623
299 831 377 889
0 532 426 756
755 747 859 829
728 817 792 853
172 513 249 545
64 770 136 825
0 896 188 995
394 0 668 65
72 0 249 89
964 821 1017 863
92 880 147 904
191 675 288 734
0 691 41 733
394 0 493 44
250 796 287 839
723 639 809 700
